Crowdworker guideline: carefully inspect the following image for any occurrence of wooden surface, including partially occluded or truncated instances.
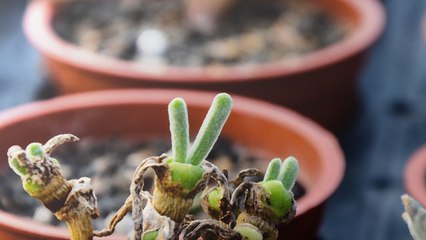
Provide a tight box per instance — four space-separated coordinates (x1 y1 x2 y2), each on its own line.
1 0 426 239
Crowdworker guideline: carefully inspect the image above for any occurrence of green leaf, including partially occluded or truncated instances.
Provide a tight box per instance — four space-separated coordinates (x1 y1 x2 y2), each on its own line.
186 93 232 165
278 156 299 190
263 158 282 182
168 98 190 163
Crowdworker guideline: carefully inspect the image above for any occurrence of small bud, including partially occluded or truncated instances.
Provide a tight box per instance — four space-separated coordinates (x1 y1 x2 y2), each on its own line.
26 142 45 162
206 187 223 211
260 180 293 218
234 223 263 240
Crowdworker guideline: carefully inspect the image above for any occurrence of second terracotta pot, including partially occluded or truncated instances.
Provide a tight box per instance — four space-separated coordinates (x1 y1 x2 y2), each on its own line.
23 0 385 131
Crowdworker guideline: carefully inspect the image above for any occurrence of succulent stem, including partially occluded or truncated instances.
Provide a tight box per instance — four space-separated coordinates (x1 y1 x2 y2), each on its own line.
55 178 99 240
64 214 94 240
168 161 204 191
152 176 195 222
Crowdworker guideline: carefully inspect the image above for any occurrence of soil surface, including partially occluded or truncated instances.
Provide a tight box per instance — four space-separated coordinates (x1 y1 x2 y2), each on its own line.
54 0 347 67
0 137 305 234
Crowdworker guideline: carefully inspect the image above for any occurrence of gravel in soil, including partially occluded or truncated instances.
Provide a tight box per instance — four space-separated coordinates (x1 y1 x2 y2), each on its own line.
54 0 347 67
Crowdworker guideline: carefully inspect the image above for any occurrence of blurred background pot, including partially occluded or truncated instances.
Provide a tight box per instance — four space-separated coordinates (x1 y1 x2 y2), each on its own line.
405 145 426 207
0 89 344 239
23 0 385 132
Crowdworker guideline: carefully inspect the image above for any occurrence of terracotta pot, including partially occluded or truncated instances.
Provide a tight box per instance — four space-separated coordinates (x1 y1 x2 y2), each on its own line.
23 0 385 132
0 90 344 240
405 145 426 207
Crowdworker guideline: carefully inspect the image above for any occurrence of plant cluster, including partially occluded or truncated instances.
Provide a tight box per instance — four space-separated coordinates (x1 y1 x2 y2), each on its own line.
8 93 299 240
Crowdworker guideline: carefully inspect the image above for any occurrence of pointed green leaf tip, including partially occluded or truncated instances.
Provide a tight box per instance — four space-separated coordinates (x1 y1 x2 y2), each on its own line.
186 93 233 166
168 97 189 163
278 156 299 190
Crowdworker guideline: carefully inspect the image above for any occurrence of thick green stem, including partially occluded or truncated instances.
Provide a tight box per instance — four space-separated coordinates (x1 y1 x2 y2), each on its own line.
186 93 233 165
168 98 190 163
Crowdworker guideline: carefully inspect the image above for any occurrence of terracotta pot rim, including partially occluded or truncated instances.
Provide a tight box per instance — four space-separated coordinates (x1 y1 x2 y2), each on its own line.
23 0 385 83
0 89 344 238
405 145 426 207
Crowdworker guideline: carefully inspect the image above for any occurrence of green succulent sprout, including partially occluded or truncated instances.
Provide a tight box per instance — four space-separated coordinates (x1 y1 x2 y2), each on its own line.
207 187 224 212
151 93 233 223
230 157 299 240
8 134 98 240
168 93 232 191
261 156 299 218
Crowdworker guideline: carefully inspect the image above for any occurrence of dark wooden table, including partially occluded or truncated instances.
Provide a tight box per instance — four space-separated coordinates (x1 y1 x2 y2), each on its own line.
1 0 426 239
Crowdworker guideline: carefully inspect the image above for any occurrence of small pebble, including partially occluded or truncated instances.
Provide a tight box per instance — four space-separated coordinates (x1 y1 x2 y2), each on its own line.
136 28 169 57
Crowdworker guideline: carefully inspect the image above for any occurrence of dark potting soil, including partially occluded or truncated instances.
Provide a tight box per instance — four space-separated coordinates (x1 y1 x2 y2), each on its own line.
53 0 347 67
0 137 305 234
